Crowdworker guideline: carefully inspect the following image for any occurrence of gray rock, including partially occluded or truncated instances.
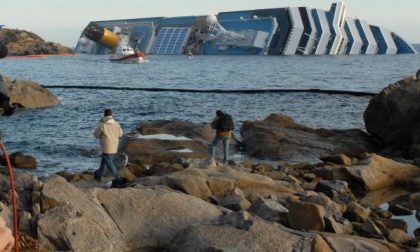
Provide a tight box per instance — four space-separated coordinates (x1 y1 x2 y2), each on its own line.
240 113 375 163
364 77 420 156
249 198 289 222
300 193 344 219
345 154 420 191
315 180 350 194
218 196 251 211
170 214 314 251
37 175 222 251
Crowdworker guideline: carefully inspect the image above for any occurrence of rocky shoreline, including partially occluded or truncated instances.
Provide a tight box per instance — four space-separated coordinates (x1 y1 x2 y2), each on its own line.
0 76 420 251
0 29 73 56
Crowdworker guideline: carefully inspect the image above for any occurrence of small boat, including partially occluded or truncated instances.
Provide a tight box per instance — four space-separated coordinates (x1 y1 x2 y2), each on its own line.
109 46 147 63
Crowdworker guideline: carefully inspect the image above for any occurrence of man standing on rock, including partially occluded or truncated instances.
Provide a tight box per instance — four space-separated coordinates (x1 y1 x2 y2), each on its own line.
94 109 123 182
209 110 234 164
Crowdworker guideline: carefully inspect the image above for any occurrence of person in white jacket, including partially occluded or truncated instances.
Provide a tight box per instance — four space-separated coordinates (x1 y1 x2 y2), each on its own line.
93 109 123 182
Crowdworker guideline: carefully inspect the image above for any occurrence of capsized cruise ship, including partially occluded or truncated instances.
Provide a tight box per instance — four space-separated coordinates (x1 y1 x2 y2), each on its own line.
76 2 417 56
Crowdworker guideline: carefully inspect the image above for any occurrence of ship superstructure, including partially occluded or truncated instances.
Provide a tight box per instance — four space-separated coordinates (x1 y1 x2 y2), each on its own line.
76 2 416 55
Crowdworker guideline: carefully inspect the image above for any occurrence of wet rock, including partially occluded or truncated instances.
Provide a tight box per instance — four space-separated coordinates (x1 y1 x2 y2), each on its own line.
364 77 420 156
249 198 289 222
353 220 384 239
0 75 60 109
0 28 73 55
122 120 235 166
320 154 353 166
386 229 411 245
343 202 370 223
409 192 420 208
240 113 376 163
415 228 420 238
388 204 413 216
9 152 37 169
345 154 420 191
287 201 326 231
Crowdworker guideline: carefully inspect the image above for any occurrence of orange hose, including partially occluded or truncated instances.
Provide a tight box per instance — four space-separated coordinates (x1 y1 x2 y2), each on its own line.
0 143 19 252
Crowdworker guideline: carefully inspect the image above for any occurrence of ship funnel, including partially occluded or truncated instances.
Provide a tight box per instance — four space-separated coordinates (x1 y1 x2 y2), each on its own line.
83 24 120 49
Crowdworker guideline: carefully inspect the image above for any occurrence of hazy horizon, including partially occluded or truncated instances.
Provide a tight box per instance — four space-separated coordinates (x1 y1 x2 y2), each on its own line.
1 0 419 47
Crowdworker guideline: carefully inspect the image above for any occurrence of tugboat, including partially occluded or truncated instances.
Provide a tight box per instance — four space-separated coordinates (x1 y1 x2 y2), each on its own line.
109 45 147 63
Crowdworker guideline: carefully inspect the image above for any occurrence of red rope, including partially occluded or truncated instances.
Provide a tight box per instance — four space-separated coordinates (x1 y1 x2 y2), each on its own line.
0 143 19 252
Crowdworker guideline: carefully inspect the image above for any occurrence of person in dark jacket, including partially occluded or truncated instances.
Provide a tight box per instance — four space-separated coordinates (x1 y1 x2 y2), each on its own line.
416 69 420 81
209 110 232 163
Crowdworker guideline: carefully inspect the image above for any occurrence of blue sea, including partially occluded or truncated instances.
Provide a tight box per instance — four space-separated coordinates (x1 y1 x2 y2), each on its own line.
0 46 419 174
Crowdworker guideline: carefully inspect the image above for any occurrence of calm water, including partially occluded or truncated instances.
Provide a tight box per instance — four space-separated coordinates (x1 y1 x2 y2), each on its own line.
0 47 419 173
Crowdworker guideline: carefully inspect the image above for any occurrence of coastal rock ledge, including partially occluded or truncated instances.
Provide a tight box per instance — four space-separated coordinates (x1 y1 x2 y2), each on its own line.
364 76 420 157
0 28 73 56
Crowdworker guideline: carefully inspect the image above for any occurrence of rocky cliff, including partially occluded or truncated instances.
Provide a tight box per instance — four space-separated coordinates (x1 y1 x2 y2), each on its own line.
0 28 73 56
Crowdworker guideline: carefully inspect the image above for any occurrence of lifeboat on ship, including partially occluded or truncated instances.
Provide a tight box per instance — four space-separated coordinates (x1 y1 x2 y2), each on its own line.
109 46 147 63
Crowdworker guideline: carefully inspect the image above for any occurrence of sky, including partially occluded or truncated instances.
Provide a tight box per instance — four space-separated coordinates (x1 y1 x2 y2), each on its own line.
1 0 419 47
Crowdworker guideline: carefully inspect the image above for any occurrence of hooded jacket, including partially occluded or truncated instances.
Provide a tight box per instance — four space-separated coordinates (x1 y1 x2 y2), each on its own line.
94 116 123 154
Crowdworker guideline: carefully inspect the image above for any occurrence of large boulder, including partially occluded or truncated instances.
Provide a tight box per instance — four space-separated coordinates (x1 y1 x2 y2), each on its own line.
37 175 223 251
345 154 420 191
121 120 236 166
240 114 376 163
170 212 315 251
0 28 73 56
0 75 60 109
364 77 420 156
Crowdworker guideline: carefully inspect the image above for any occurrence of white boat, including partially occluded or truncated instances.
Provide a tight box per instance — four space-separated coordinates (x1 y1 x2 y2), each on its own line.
109 46 147 63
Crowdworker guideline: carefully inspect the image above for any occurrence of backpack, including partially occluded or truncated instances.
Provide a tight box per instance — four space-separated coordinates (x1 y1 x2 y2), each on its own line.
217 113 234 131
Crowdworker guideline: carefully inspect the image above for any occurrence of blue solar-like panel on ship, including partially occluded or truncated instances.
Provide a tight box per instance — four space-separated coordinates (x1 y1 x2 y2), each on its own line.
152 27 190 54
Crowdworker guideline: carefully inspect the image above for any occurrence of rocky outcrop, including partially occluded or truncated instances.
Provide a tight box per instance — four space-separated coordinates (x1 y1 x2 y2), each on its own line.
364 77 420 157
0 75 60 109
240 113 376 163
345 154 420 191
0 28 73 56
38 175 223 251
121 120 223 166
